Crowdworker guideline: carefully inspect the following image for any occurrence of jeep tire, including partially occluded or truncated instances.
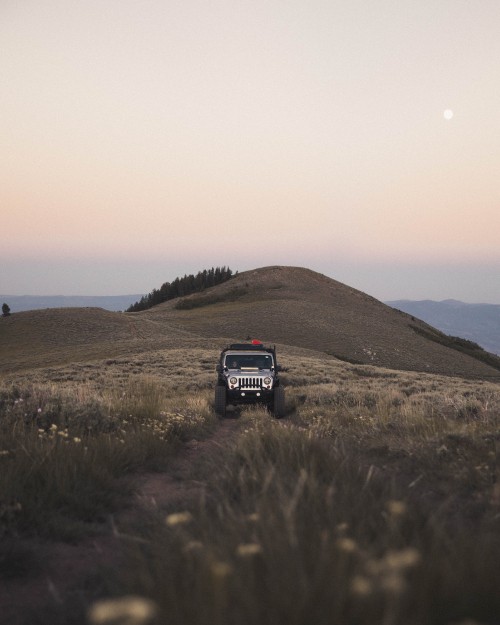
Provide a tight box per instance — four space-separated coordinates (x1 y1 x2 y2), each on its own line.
215 385 227 418
273 386 286 418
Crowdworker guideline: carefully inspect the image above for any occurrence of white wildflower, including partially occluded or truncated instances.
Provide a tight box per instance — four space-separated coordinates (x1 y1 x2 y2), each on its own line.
88 595 158 625
236 543 262 557
165 511 193 527
336 537 358 553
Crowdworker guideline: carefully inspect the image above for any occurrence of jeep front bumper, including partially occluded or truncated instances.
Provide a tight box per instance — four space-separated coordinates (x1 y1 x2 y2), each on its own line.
226 387 274 404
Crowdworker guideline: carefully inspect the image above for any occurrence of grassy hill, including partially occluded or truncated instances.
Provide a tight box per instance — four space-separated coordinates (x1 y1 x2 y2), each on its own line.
141 266 500 379
1 266 500 379
0 306 210 372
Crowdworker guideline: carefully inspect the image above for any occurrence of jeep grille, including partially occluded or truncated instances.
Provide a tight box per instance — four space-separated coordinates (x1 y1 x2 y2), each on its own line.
238 377 263 390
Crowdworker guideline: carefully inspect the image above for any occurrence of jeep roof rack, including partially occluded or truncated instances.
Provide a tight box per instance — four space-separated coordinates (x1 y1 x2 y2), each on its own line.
228 343 264 350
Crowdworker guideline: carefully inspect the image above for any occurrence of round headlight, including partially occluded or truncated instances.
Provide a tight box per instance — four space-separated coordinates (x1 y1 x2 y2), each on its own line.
229 377 237 385
264 377 272 385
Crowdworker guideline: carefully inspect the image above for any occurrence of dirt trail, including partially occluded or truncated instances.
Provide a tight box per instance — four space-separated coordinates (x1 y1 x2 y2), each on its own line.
0 418 241 625
120 418 240 519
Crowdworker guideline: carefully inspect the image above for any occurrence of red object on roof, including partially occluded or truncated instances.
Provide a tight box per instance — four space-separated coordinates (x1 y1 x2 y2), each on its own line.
251 339 262 345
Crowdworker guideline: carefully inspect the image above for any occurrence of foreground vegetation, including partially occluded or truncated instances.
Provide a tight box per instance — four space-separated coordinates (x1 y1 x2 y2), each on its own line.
0 378 215 540
1 348 500 624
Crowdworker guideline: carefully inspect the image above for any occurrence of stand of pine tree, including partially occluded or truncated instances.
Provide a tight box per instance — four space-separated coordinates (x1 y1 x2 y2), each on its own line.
126 267 235 312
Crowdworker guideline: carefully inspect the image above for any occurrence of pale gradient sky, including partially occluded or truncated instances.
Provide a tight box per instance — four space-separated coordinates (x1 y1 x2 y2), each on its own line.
2 1 500 302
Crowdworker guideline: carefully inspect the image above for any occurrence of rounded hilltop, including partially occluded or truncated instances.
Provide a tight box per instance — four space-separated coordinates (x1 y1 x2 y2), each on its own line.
143 265 500 380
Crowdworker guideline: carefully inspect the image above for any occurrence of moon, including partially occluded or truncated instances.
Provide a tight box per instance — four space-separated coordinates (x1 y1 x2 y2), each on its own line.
443 109 454 120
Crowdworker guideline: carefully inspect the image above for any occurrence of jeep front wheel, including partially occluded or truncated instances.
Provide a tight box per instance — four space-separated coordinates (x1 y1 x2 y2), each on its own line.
215 385 227 418
273 386 285 418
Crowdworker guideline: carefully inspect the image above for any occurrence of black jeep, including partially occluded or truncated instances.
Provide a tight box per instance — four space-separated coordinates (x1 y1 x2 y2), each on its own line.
215 342 285 418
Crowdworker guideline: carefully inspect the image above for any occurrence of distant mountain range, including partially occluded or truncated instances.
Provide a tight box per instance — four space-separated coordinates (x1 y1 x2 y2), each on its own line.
385 299 500 356
0 294 143 313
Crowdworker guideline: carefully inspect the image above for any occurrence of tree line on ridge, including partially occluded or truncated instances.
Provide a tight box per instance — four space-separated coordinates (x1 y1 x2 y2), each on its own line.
126 267 235 312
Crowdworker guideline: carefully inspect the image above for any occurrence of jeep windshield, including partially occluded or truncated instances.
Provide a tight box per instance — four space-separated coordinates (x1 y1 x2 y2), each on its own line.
224 353 274 370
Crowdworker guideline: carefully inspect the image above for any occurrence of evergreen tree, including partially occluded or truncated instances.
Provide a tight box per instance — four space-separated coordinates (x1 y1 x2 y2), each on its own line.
2 303 11 317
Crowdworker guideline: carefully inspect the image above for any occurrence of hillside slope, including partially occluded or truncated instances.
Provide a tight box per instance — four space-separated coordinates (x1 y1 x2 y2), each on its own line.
1 266 499 379
386 299 500 356
0 307 204 372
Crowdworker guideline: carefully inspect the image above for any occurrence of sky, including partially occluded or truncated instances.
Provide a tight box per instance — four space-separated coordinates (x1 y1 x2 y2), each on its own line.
2 0 500 303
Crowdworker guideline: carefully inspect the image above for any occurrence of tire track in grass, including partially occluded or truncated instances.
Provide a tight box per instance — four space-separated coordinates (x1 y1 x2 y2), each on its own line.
116 417 242 522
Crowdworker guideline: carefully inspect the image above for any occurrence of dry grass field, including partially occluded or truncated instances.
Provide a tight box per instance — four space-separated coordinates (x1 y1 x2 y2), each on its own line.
1 343 500 625
2 267 500 624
